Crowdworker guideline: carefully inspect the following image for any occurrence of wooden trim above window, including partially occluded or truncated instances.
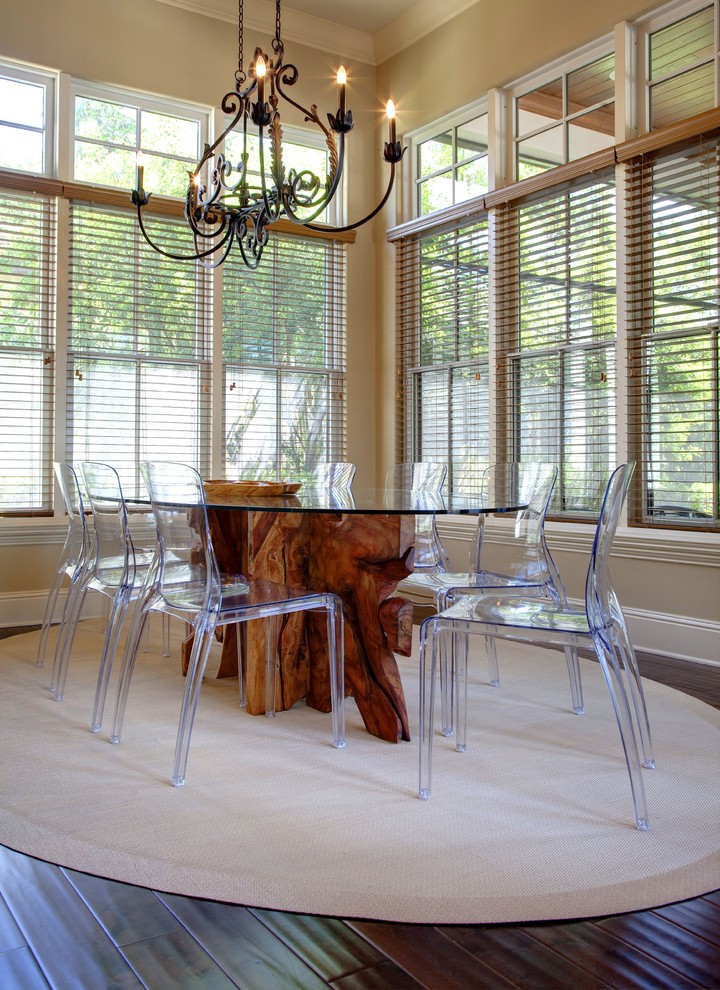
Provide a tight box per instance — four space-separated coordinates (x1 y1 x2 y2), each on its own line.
389 106 720 241
0 170 357 242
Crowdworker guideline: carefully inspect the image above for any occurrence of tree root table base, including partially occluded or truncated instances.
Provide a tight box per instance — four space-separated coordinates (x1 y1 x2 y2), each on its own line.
197 508 416 742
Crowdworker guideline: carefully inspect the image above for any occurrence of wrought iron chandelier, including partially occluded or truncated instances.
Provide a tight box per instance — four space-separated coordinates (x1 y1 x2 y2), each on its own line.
132 0 405 270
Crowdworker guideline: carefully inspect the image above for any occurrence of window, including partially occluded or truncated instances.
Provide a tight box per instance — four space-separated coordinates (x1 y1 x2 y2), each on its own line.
66 203 212 497
0 65 54 175
222 232 347 482
513 52 615 178
626 135 720 525
642 3 719 130
0 66 349 514
0 190 55 511
494 175 618 515
415 111 489 216
394 1 719 531
396 219 490 493
71 83 206 197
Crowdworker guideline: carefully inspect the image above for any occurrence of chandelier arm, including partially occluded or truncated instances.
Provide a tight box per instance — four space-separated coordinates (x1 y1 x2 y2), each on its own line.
195 227 238 269
136 205 235 262
301 163 398 235
281 132 346 226
274 74 331 142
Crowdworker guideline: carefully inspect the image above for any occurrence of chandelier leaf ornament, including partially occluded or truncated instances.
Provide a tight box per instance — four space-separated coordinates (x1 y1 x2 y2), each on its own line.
131 0 405 270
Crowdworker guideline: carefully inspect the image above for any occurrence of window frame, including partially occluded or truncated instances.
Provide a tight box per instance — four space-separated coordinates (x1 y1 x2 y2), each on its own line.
0 60 55 177
508 39 616 182
407 98 489 219
636 0 720 134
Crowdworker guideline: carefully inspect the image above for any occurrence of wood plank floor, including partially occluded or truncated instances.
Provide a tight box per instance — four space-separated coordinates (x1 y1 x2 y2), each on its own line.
0 626 718 989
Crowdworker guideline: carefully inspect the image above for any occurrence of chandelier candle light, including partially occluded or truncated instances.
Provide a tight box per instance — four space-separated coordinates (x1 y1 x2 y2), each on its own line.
132 0 405 269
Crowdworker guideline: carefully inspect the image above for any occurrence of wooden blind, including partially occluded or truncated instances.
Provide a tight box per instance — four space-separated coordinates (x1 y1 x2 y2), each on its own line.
222 232 347 482
626 134 720 529
396 216 490 494
66 201 213 498
493 170 618 518
0 191 56 514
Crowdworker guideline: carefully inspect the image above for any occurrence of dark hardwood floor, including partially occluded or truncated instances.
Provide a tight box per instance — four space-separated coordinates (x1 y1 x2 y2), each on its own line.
0 626 718 989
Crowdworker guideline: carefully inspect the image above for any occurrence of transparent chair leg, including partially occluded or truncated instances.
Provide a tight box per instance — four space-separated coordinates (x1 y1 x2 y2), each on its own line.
109 607 152 745
90 591 130 733
328 600 346 748
484 636 500 687
236 623 246 708
36 567 65 668
439 632 454 737
162 613 171 657
454 629 469 753
564 646 585 714
610 611 655 768
140 617 150 653
593 634 650 831
265 615 280 717
172 618 216 787
50 581 89 699
418 616 437 800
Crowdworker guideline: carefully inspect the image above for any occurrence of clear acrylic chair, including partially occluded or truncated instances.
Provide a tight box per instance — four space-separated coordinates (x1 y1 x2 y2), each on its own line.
385 462 449 573
411 463 582 727
418 463 655 831
50 462 157 735
313 462 356 489
36 462 93 670
109 461 345 787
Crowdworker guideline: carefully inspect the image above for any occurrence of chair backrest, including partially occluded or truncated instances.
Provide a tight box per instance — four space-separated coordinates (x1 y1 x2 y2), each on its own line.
385 462 447 492
585 462 635 640
313 462 356 489
141 461 223 613
54 462 90 568
81 461 136 587
472 463 560 594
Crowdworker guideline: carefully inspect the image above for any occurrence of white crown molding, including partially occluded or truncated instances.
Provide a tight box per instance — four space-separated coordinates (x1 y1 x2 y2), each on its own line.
150 0 482 65
150 0 376 63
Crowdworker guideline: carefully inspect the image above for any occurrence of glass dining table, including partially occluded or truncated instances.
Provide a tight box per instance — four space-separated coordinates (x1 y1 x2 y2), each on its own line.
195 483 527 744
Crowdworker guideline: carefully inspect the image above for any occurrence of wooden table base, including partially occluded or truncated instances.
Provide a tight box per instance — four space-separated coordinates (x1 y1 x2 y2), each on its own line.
206 508 416 742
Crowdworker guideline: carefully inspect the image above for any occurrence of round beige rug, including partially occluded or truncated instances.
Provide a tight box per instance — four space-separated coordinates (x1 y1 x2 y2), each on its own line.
0 624 717 923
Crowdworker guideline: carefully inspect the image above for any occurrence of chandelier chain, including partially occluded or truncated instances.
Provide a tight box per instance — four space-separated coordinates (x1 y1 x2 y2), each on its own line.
275 0 282 42
236 0 245 85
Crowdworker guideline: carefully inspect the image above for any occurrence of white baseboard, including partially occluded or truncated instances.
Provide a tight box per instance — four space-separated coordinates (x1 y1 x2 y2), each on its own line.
398 578 720 667
0 590 103 629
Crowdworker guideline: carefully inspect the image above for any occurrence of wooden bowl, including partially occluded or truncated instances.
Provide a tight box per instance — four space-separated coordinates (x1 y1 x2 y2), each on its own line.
203 479 302 498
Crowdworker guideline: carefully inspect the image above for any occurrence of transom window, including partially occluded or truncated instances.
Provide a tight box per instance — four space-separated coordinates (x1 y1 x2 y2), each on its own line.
415 111 489 216
642 2 719 129
0 65 54 175
513 52 615 179
71 84 206 197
